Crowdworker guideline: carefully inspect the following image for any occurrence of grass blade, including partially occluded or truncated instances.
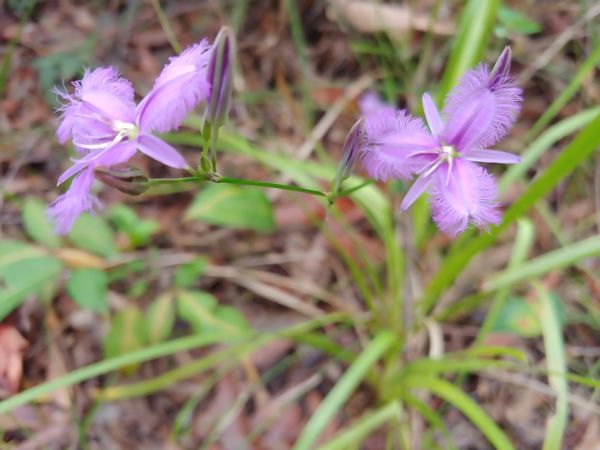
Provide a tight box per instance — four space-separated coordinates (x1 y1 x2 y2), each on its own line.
500 106 600 192
407 376 515 450
528 41 600 138
485 234 600 291
436 0 500 101
315 401 402 450
293 331 396 450
536 282 568 450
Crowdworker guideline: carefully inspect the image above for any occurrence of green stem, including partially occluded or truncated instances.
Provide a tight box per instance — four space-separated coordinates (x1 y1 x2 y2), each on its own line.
148 174 327 197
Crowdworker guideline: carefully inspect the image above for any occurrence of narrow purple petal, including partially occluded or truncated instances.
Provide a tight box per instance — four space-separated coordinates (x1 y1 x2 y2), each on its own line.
47 167 99 235
360 109 437 180
57 162 87 186
358 91 395 117
443 49 522 149
55 67 135 145
137 40 211 133
422 93 444 136
463 149 521 164
400 175 433 211
429 159 501 236
137 134 188 169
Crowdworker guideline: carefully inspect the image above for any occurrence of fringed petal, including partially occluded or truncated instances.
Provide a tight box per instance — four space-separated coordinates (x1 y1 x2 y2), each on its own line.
360 109 437 181
443 50 522 149
429 159 501 236
47 167 99 234
55 67 136 145
137 40 212 133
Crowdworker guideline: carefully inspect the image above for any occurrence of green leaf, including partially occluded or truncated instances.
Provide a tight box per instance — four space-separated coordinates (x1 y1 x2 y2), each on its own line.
69 213 118 258
103 306 146 372
407 376 515 450
437 0 500 102
293 331 396 450
0 241 62 320
537 283 568 450
66 268 108 313
146 292 176 344
497 7 541 36
174 257 208 288
22 197 60 248
491 297 542 338
214 306 250 330
108 204 158 248
176 290 217 333
185 184 275 232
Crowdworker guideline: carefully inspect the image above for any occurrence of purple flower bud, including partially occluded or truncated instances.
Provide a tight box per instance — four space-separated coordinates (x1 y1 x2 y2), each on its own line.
94 166 149 196
205 26 236 129
332 118 364 195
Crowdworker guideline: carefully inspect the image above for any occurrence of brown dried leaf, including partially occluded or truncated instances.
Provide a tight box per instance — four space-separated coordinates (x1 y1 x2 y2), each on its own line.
0 325 28 397
328 0 455 37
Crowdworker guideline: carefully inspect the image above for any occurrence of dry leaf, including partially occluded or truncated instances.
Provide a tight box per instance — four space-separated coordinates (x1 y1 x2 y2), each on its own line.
328 0 455 37
0 325 28 397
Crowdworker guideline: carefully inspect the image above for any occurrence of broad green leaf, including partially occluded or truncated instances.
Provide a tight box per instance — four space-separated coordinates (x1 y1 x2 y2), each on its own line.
0 241 62 320
108 204 158 248
421 112 600 313
176 290 217 334
185 184 275 233
69 213 118 258
214 306 250 331
490 297 542 338
146 292 175 344
537 283 568 450
293 331 396 450
497 7 541 36
407 376 515 450
66 268 108 314
22 197 60 248
174 257 208 288
103 306 146 372
176 290 244 336
437 0 500 102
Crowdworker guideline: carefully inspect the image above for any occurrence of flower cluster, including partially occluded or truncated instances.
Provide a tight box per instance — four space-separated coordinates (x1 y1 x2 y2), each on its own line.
357 47 523 236
49 28 235 234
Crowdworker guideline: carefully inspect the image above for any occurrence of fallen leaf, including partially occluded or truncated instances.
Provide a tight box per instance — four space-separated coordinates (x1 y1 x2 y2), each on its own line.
328 0 455 37
0 324 28 397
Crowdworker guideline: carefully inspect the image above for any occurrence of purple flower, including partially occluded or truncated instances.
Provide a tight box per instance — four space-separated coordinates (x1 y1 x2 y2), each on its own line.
359 47 523 236
49 40 212 233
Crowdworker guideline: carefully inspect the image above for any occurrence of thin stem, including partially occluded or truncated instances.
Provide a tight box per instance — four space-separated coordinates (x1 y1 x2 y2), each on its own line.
216 176 326 196
148 174 326 197
147 174 373 200
149 0 181 53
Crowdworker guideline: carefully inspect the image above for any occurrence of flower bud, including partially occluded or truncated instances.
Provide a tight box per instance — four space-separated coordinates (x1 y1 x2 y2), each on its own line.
206 26 236 129
331 117 364 196
490 46 512 83
95 166 149 196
